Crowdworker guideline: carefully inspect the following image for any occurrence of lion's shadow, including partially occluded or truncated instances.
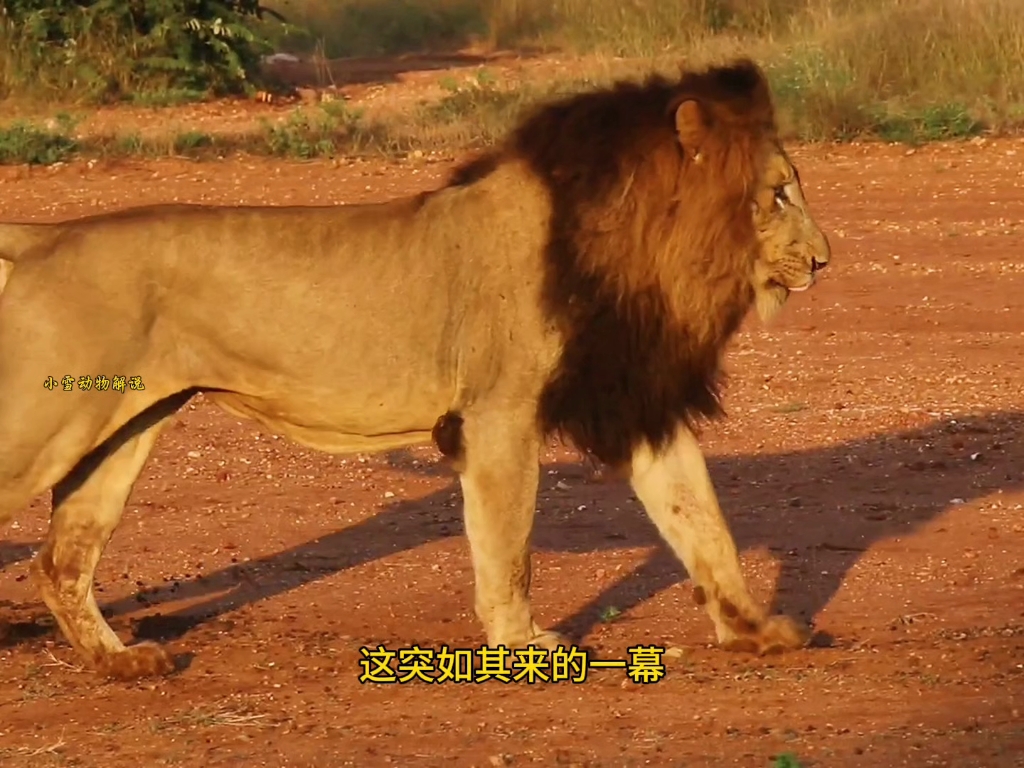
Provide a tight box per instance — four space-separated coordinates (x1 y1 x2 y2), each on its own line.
3 409 1021 648
0 542 35 569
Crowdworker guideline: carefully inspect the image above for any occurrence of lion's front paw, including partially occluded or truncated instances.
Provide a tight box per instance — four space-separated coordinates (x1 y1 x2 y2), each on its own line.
528 629 573 651
99 641 177 681
721 613 810 655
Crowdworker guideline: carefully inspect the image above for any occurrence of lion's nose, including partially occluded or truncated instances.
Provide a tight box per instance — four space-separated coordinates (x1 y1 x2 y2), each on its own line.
811 257 827 273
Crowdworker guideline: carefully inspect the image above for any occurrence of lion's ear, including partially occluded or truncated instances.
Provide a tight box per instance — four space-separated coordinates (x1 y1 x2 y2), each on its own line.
674 99 710 161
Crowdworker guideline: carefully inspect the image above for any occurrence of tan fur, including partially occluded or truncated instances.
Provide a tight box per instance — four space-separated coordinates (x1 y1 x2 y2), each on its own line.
0 60 830 680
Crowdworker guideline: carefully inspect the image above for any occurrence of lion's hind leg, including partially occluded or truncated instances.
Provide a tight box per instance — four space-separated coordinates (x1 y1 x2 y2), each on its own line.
30 394 191 680
629 424 810 654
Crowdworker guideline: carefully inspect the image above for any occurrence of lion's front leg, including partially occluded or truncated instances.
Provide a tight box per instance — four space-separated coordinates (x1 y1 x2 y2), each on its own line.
457 410 568 652
628 424 810 654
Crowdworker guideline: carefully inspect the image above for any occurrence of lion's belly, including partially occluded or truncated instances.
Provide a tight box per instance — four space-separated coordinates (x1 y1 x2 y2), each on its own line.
180 280 466 452
206 391 438 454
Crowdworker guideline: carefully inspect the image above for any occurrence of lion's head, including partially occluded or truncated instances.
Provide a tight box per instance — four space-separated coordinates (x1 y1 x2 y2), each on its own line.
750 144 831 323
445 59 831 468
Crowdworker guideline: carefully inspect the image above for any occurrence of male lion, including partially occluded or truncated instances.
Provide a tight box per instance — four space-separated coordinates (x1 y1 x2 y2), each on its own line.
0 59 830 680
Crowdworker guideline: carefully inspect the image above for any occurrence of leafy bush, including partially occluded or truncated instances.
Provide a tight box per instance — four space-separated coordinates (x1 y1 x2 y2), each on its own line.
0 0 285 101
0 119 77 164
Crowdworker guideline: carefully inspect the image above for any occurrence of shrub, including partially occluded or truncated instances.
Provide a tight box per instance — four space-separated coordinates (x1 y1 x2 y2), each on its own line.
0 0 284 102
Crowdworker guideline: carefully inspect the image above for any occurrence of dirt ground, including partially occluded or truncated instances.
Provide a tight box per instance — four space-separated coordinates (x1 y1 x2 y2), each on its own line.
2 68 1024 767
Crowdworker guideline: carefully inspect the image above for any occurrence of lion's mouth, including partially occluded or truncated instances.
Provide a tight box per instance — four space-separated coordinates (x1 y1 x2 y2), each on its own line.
779 274 815 293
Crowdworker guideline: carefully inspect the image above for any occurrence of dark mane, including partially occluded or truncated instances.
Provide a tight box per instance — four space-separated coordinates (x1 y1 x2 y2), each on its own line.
449 59 779 467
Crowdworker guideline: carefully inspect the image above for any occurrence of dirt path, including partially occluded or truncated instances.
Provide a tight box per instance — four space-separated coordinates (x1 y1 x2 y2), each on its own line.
1 136 1023 767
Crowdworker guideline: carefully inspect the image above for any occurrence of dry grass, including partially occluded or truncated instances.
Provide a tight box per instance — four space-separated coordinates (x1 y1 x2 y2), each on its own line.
267 0 488 57
172 705 275 729
0 82 573 164
266 0 1024 142
0 0 1021 159
764 0 1024 139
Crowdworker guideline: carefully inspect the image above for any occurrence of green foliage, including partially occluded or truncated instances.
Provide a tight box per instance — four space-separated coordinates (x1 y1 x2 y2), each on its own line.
423 83 522 125
259 101 372 158
0 119 77 164
172 129 215 152
261 111 337 158
0 0 286 101
872 104 985 145
772 754 805 768
598 605 622 623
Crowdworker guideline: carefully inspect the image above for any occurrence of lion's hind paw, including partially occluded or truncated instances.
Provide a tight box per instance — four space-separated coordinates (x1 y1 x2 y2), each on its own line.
99 641 177 681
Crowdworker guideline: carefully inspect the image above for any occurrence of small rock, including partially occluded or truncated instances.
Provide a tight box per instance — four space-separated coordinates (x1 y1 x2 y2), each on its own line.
187 450 201 459
383 491 395 499
664 646 686 659
555 481 571 490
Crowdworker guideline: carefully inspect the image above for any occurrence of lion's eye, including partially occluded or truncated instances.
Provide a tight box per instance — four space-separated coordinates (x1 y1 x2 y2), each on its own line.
773 186 789 208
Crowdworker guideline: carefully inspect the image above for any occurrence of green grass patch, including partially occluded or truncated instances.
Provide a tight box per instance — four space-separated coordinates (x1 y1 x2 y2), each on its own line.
128 88 212 108
598 605 623 623
0 120 78 165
